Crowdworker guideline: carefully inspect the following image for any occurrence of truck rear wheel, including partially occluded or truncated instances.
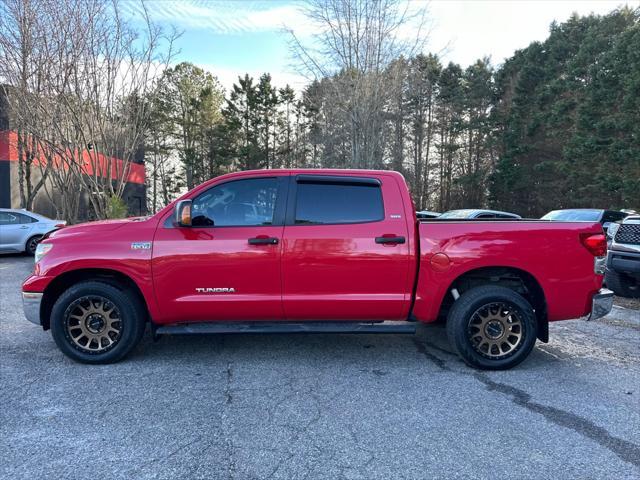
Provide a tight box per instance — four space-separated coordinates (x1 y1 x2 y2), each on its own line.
446 286 537 370
50 281 146 364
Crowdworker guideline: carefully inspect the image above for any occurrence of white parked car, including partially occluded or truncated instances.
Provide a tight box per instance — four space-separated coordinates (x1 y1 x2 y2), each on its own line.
0 208 66 255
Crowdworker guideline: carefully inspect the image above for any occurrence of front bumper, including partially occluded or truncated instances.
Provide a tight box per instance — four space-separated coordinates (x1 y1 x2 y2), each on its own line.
587 288 614 321
22 292 43 325
607 249 640 278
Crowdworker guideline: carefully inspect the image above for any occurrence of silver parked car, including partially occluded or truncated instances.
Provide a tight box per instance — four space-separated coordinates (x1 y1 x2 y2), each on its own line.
437 209 521 219
0 208 66 255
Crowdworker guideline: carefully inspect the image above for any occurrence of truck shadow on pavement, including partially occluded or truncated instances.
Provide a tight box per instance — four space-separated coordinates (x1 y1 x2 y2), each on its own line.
132 323 558 372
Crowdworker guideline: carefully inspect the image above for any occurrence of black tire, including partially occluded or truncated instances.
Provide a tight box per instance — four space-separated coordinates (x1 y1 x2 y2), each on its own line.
25 235 42 255
50 281 146 364
605 269 640 298
446 285 537 370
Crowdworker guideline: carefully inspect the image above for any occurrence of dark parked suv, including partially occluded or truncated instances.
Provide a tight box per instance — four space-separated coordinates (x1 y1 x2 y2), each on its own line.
605 216 640 298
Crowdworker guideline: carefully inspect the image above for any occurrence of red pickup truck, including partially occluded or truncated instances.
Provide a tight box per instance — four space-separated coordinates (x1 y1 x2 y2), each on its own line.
22 169 613 369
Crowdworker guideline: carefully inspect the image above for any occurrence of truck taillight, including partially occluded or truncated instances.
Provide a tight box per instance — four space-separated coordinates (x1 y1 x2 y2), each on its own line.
580 233 607 257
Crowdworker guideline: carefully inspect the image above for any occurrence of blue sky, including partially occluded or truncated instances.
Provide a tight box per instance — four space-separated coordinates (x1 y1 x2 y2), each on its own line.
122 0 310 89
122 0 637 91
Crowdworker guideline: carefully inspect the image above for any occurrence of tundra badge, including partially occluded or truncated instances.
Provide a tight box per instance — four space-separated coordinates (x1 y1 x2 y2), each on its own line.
196 287 236 293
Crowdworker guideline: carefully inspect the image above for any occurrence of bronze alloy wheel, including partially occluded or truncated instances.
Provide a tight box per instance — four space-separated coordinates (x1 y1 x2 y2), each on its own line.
467 302 524 359
64 295 123 353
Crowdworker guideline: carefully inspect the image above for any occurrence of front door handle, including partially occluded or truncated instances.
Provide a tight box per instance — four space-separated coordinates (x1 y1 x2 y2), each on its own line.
248 236 279 245
375 235 406 245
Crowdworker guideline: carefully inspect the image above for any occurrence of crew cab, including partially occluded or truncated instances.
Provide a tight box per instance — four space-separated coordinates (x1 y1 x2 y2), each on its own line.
22 170 613 369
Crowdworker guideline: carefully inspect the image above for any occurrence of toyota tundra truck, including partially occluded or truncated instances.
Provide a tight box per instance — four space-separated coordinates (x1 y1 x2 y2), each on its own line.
21 169 613 369
605 215 640 298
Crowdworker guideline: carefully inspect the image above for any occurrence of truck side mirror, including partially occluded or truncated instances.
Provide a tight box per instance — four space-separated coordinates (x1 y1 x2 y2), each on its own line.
175 200 193 227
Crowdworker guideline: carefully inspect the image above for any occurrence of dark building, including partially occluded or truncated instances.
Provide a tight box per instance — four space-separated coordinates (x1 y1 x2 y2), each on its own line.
0 89 146 220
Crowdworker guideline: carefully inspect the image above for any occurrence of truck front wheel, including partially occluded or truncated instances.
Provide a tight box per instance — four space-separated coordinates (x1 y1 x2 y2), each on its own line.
50 281 146 364
446 286 537 370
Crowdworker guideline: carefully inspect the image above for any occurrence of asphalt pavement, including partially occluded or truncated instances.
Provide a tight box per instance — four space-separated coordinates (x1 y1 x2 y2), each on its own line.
1 254 639 479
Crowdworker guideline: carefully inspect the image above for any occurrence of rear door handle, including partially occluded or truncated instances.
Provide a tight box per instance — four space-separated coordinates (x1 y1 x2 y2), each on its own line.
375 236 406 245
248 236 279 245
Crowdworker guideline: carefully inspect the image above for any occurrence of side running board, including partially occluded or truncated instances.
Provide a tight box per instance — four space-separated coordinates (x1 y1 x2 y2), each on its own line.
155 321 417 335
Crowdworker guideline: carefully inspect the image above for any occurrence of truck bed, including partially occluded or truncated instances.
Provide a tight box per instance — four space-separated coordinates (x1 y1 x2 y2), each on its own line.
412 220 604 323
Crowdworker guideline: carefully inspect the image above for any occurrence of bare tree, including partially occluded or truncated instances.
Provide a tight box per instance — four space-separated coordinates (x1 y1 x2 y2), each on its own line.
405 53 440 209
0 0 56 210
0 0 177 221
288 0 430 168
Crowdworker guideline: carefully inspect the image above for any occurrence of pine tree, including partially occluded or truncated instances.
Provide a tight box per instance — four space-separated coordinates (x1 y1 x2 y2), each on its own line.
278 85 296 168
154 62 224 189
489 8 640 215
223 74 262 170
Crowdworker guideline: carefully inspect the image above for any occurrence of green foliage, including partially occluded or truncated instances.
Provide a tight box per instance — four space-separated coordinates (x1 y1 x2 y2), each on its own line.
222 73 289 170
106 195 128 219
144 8 639 216
489 8 640 215
154 62 225 189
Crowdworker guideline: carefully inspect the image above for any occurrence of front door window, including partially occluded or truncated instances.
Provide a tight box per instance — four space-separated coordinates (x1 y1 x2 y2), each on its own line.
192 178 278 227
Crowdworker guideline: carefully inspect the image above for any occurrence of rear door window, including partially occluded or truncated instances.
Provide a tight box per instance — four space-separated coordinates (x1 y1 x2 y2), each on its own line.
294 181 384 225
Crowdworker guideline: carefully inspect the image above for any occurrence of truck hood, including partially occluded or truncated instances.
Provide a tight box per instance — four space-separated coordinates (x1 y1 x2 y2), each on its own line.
48 217 147 240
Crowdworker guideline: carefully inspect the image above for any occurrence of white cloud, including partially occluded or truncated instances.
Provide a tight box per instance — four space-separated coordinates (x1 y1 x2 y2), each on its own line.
193 63 307 92
427 0 636 67
123 0 314 37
